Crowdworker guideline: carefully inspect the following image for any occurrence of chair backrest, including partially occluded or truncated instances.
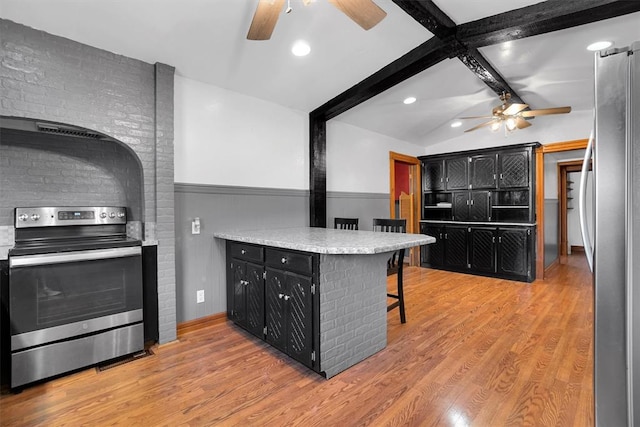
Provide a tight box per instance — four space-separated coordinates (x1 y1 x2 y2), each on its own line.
334 217 359 230
372 218 406 234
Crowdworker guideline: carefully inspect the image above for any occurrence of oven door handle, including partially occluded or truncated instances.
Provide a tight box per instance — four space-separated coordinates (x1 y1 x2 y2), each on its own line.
9 246 142 268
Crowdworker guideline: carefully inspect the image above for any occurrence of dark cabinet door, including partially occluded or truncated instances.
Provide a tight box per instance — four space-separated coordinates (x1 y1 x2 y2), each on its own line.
469 191 491 221
453 192 470 221
265 268 313 367
499 150 529 188
421 224 444 267
445 157 468 190
230 260 264 338
470 227 496 273
245 263 265 338
265 268 287 352
444 226 468 269
470 154 497 189
230 261 247 325
285 273 313 367
497 228 529 277
423 160 444 191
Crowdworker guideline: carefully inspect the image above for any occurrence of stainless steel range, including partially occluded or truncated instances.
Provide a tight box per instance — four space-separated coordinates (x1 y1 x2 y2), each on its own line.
8 206 144 388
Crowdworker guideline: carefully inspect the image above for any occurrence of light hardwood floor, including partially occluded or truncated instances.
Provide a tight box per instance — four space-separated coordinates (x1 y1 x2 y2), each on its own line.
0 254 593 426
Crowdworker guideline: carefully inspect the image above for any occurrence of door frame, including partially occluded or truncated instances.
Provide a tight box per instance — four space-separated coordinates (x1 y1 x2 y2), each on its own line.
389 151 421 266
535 139 588 280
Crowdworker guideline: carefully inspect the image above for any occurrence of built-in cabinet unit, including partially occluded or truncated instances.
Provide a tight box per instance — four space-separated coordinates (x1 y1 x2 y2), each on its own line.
419 142 539 282
226 241 319 371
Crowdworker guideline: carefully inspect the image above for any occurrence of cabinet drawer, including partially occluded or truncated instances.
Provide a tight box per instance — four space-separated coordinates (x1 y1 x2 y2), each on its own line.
230 242 263 263
265 248 313 275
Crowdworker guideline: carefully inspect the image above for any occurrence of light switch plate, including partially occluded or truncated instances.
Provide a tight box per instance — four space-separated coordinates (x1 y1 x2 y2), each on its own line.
192 217 201 234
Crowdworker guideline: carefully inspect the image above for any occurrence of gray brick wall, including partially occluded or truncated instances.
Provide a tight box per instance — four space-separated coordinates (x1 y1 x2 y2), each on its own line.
0 128 143 223
0 19 177 343
319 252 389 378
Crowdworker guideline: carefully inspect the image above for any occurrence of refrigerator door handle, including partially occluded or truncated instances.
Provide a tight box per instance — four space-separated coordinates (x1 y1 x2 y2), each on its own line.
579 127 595 271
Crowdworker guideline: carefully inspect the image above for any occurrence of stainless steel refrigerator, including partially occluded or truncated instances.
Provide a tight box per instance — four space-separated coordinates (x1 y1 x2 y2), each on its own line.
580 41 639 426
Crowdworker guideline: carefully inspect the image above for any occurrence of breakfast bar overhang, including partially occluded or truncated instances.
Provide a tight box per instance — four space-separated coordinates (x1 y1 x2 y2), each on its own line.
215 227 434 378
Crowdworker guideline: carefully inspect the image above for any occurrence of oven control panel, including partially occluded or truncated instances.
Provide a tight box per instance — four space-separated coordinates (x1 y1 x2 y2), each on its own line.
15 207 127 228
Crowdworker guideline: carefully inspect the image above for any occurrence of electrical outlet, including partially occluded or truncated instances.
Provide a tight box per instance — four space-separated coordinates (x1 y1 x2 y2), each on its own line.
196 289 205 304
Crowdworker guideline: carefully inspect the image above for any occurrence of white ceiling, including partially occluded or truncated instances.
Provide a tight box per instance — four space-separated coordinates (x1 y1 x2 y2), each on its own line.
2 0 639 148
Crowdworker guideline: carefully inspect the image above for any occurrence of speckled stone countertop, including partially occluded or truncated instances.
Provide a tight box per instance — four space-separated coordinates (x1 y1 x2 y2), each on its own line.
214 227 435 255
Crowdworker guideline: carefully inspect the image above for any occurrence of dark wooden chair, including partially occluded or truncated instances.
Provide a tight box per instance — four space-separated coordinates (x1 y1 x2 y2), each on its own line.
372 218 407 323
334 217 359 230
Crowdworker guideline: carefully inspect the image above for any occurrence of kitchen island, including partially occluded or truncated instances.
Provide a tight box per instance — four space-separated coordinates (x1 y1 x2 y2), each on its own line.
214 227 434 378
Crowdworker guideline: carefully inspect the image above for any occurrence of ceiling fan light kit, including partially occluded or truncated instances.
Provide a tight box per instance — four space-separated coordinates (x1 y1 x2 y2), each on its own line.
247 0 387 40
461 92 571 134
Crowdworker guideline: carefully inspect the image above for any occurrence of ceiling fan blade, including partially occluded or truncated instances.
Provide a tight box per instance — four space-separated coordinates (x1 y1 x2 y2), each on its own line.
328 0 387 30
459 115 495 120
520 106 572 117
247 0 286 40
502 103 528 116
515 116 532 129
464 120 497 133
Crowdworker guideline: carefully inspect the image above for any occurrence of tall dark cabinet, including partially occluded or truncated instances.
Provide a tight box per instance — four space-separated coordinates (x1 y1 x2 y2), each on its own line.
419 142 539 282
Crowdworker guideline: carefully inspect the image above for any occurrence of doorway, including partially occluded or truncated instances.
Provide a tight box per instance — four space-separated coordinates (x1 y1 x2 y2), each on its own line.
558 160 592 264
535 139 588 280
389 151 421 266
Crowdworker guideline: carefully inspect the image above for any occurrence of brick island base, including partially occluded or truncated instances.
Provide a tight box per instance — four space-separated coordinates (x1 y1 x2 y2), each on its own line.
318 252 390 378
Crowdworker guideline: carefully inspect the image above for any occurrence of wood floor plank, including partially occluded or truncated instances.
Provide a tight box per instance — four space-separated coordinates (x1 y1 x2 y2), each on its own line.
0 254 595 426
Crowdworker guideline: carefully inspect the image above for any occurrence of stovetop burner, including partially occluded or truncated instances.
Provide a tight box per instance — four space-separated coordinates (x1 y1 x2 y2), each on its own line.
10 236 142 256
10 206 141 256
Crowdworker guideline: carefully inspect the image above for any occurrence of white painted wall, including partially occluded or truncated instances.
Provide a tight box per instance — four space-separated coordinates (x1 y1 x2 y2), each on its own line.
175 75 427 193
327 119 426 193
174 75 308 189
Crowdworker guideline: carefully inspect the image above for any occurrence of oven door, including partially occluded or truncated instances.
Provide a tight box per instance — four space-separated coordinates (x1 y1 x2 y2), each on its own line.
8 246 142 351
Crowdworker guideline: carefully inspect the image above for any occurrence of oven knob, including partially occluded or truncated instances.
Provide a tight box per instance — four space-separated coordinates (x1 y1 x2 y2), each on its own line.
109 212 116 218
100 212 107 219
117 211 125 218
31 214 40 221
18 213 29 221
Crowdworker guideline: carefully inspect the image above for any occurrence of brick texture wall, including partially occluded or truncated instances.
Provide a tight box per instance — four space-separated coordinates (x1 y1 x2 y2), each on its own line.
319 252 389 378
0 19 177 343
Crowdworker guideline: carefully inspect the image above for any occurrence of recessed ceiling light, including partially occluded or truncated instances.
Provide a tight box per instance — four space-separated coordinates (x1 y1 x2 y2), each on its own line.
291 40 310 56
587 41 612 51
450 121 462 128
403 97 416 105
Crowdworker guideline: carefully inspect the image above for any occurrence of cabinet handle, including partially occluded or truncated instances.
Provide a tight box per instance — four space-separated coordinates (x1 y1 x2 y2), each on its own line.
241 249 246 255
445 233 448 239
241 280 248 286
278 293 284 299
500 173 504 180
284 295 290 301
499 236 502 243
470 199 474 206
439 233 443 239
281 257 287 264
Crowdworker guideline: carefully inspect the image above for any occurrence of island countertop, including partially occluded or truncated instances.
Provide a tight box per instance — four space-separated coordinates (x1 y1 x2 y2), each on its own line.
214 226 434 255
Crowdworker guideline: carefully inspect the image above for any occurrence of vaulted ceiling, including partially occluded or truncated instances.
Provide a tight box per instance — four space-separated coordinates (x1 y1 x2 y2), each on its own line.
2 0 639 148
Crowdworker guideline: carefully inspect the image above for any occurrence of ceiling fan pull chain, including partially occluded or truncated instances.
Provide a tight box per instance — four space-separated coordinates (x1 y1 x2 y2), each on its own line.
286 0 292 14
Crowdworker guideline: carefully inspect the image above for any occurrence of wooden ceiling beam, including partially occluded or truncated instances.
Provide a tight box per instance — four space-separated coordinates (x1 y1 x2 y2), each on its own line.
458 0 640 48
391 0 528 107
311 36 458 121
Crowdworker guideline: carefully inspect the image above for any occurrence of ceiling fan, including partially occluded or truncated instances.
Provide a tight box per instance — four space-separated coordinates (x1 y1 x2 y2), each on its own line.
247 0 387 40
461 93 572 133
